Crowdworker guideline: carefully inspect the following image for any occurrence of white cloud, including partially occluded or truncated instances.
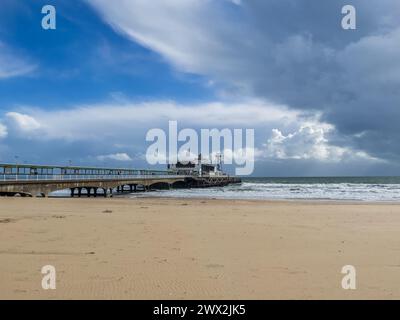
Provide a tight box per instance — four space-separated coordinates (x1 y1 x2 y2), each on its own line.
0 100 381 166
86 0 400 95
86 0 400 163
0 42 36 79
87 0 240 75
1 100 299 141
264 124 381 163
0 123 7 138
5 112 41 132
97 153 132 161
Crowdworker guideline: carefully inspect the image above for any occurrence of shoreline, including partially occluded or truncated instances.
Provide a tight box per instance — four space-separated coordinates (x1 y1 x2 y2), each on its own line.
1 197 400 299
126 195 400 205
48 193 400 205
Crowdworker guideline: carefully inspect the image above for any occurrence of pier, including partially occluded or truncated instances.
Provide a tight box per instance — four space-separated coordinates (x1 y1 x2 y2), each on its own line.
0 163 241 197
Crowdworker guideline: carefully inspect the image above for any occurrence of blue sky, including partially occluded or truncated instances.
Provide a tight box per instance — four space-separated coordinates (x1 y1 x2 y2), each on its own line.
0 0 214 107
0 0 400 176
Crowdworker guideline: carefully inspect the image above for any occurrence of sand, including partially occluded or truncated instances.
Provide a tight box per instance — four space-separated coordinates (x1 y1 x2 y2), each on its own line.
1 197 400 299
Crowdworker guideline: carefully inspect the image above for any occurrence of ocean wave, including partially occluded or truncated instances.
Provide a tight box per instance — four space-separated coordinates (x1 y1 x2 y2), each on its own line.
134 180 400 202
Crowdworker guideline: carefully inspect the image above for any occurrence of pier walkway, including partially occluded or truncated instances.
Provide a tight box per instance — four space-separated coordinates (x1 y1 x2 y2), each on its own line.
0 163 240 197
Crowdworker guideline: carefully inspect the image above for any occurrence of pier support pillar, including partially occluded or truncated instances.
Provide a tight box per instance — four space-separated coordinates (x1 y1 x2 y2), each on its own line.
130 185 133 192
78 188 82 198
86 188 91 197
70 188 75 198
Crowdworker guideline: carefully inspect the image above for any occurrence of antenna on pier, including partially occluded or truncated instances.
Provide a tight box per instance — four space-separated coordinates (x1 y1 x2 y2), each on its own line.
198 153 202 177
215 153 223 172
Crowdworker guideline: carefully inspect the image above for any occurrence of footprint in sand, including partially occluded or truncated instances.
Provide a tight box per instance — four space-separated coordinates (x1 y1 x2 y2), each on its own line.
206 263 224 268
14 289 27 293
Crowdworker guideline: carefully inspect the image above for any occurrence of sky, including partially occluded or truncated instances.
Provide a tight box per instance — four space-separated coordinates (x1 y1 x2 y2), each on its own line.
0 0 399 176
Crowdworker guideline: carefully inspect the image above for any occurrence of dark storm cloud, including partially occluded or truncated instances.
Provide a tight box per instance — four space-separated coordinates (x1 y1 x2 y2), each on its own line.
237 1 400 160
88 0 400 162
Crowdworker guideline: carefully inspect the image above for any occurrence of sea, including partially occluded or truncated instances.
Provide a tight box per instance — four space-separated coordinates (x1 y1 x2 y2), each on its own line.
127 177 400 202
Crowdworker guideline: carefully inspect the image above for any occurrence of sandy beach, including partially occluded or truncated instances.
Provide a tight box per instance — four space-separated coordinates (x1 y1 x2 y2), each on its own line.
1 197 400 299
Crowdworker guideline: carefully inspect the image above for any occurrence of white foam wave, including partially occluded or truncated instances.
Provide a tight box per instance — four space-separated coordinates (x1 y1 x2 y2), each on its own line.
135 182 400 202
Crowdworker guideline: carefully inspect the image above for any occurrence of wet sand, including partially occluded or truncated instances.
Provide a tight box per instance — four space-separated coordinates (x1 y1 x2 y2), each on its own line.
1 197 400 299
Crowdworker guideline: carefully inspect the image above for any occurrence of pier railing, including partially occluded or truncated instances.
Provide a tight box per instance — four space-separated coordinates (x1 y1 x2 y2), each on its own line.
0 162 186 182
1 174 185 182
0 163 236 183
